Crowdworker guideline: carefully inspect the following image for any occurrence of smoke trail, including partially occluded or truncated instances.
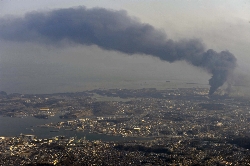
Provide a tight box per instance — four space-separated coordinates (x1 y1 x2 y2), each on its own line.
0 7 237 94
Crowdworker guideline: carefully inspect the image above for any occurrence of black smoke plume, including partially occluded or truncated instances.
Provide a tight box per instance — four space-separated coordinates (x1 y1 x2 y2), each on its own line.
0 7 237 94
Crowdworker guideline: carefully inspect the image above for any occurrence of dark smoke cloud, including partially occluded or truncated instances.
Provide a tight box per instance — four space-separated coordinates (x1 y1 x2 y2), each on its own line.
0 6 237 94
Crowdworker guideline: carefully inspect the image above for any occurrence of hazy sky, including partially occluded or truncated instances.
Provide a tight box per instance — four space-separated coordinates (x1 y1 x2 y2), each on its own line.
0 0 250 94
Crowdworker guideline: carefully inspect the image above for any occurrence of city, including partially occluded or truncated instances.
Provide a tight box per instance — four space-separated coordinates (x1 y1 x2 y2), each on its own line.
0 87 250 165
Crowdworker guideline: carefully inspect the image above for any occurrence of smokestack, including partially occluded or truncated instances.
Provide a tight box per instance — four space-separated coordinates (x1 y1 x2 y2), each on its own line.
0 7 237 94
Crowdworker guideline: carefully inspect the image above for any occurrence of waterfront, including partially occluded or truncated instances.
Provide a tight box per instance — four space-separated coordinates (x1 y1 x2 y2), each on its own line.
0 115 148 141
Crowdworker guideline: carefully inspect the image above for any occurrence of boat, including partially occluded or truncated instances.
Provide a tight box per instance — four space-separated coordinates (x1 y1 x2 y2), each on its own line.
34 114 48 119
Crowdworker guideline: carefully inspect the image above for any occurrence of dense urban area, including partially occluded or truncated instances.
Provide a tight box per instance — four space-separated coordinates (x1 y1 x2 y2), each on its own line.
0 87 250 165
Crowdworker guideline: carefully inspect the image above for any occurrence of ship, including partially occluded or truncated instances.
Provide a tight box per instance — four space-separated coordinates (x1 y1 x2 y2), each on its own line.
33 114 49 119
